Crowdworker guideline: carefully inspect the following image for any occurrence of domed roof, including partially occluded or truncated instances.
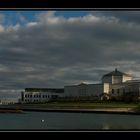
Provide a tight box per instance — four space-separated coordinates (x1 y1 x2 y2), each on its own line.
102 68 131 78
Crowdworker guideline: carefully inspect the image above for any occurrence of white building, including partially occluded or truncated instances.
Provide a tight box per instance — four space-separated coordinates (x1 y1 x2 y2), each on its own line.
21 88 64 103
64 83 109 98
64 68 140 100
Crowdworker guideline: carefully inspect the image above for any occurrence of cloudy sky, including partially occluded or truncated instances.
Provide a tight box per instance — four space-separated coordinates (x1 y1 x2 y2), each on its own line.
0 10 140 101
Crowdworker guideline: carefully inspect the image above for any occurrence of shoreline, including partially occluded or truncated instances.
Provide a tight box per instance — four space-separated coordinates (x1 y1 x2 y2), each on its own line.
0 109 24 113
0 105 140 115
19 108 140 115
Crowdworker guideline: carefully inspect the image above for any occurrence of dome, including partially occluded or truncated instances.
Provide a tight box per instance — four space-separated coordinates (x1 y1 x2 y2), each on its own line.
102 68 131 78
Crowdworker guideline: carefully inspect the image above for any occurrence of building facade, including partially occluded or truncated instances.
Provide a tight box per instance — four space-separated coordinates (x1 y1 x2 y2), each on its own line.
103 69 140 100
21 88 64 103
64 69 140 100
64 83 109 98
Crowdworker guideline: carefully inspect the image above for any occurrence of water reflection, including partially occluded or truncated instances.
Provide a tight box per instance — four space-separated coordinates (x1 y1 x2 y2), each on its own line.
101 124 110 129
100 123 140 129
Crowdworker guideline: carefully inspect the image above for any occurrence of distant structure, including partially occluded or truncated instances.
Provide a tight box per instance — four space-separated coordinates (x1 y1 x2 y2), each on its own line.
102 68 132 84
64 68 139 101
64 82 109 99
20 69 140 103
20 88 64 103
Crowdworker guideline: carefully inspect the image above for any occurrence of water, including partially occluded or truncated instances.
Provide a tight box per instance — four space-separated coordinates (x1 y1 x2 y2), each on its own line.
0 111 140 130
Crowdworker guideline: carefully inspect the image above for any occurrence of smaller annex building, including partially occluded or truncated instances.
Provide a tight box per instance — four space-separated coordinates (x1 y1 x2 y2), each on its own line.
21 88 64 103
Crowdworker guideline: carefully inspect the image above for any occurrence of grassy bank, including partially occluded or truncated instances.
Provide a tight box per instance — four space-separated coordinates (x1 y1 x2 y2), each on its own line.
45 102 137 108
20 101 139 108
1 101 140 114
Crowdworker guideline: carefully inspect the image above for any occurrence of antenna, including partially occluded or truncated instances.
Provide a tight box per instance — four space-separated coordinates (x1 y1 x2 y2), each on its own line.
115 65 120 71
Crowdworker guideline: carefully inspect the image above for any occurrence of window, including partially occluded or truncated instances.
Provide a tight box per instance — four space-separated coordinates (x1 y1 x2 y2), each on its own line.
30 95 32 98
117 89 120 94
25 95 27 98
48 95 50 98
52 95 58 99
39 95 41 98
112 89 114 94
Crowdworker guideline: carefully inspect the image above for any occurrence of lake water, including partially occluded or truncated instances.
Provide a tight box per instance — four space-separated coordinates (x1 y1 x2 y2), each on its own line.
0 111 140 130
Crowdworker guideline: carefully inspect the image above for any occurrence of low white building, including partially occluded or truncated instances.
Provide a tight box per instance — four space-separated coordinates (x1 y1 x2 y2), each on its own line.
21 88 64 103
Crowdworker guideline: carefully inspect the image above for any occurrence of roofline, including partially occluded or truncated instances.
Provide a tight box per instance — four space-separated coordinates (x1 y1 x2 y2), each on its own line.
102 69 132 78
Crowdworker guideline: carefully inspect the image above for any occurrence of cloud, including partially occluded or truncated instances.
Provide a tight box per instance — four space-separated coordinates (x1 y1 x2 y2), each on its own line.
0 14 5 24
18 14 28 23
0 11 140 99
90 11 140 24
0 25 4 32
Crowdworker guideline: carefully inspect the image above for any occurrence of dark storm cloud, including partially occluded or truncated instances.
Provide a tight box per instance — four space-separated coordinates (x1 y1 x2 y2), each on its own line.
0 11 140 100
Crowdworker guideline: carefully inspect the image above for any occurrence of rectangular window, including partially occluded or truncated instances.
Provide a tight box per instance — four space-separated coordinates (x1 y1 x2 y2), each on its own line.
117 89 120 94
112 89 114 94
52 95 58 99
